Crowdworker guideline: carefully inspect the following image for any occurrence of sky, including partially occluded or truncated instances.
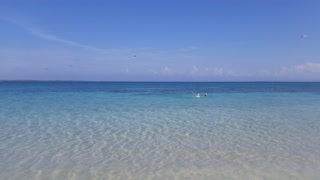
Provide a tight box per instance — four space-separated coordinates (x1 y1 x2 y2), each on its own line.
1 0 320 81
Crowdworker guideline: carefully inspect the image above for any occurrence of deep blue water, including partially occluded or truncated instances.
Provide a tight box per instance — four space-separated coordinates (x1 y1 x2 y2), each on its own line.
1 82 320 93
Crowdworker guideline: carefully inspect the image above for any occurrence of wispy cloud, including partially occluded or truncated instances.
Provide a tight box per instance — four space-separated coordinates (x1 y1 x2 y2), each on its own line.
1 16 107 53
27 28 106 53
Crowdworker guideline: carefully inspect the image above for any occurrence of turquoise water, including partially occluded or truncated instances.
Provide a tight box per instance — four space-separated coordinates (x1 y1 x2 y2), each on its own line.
1 82 320 179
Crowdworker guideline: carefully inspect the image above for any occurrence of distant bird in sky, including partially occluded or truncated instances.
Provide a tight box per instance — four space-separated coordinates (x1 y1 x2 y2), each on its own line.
302 34 308 38
133 55 136 59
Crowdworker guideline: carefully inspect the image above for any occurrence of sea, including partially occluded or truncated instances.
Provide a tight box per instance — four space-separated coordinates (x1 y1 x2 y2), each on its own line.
0 82 320 180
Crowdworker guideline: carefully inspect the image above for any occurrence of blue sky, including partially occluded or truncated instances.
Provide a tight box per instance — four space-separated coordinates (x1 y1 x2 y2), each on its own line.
1 0 320 81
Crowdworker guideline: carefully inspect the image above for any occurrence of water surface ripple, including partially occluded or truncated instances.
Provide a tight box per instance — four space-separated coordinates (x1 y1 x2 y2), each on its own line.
1 82 320 179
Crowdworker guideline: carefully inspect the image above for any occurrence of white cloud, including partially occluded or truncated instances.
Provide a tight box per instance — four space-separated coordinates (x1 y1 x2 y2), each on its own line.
163 66 169 72
161 66 172 76
209 67 234 76
191 65 199 74
294 62 320 73
276 62 320 76
190 66 235 76
255 62 320 81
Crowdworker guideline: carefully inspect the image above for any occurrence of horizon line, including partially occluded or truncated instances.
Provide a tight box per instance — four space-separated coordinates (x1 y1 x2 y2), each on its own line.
1 80 320 83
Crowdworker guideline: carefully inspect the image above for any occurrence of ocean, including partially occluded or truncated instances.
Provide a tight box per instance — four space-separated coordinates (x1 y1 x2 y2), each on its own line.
1 82 320 179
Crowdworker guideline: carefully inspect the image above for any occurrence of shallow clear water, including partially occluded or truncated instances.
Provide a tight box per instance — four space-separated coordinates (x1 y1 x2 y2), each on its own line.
1 82 320 179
